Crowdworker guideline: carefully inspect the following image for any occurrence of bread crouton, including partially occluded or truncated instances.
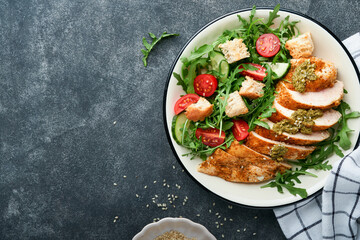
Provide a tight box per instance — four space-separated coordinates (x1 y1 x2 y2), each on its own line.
285 32 314 59
225 91 248 117
239 76 265 99
218 38 250 64
185 97 213 122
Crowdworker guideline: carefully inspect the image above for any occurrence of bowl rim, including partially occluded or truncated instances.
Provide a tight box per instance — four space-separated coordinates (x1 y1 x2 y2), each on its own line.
132 217 216 240
162 7 360 209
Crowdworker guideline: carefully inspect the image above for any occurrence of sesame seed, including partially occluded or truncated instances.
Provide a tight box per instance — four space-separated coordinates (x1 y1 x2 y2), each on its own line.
123 175 127 178
136 194 139 198
113 183 117 186
237 229 240 232
254 216 258 219
113 121 117 125
172 165 175 169
196 214 200 217
153 180 157 184
115 216 119 219
244 228 247 232
253 233 257 236
144 185 147 189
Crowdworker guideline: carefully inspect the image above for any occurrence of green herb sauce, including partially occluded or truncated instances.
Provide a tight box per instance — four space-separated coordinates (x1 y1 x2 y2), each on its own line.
292 59 317 93
270 144 288 161
272 109 323 135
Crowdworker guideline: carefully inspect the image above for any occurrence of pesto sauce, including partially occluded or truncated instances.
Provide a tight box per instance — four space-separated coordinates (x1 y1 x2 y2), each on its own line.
272 109 323 135
270 144 288 161
292 59 317 93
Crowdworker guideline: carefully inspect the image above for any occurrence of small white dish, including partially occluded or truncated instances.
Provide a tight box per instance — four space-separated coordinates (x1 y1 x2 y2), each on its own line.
163 8 360 207
132 217 216 240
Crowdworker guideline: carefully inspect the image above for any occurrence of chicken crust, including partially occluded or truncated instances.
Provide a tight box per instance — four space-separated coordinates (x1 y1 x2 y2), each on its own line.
283 57 337 92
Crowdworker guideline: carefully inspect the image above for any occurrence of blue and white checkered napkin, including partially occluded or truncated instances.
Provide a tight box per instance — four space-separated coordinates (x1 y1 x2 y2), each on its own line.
274 32 360 240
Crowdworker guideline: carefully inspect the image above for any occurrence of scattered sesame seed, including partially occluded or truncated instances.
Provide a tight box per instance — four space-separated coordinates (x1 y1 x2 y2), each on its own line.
153 180 157 184
244 228 247 232
135 194 139 198
181 169 184 172
237 229 240 232
113 183 117 186
230 218 233 222
172 165 175 169
123 175 127 178
144 185 147 189
163 179 166 182
213 202 216 206
196 214 200 217
113 121 117 125
113 219 116 223
146 204 149 208
254 216 258 219
228 205 233 209
209 209 212 213
253 233 257 236
115 216 119 219
215 213 219 216
222 234 224 238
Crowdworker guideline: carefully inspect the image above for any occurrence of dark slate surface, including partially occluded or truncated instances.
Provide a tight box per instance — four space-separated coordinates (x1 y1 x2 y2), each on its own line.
1 0 359 239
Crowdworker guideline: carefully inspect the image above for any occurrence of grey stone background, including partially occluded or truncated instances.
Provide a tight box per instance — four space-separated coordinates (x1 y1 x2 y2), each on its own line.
0 0 359 239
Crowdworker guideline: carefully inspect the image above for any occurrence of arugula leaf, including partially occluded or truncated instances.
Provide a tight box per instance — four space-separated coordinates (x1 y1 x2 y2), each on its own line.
262 169 316 198
265 4 280 27
141 31 179 67
181 44 213 65
336 101 360 150
173 72 187 92
253 119 270 129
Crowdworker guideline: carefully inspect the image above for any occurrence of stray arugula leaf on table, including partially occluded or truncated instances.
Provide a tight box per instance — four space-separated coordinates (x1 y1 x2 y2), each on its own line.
141 31 179 67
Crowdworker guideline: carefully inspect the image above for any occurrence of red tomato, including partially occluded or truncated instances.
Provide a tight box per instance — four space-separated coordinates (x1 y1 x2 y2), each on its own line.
239 63 267 81
174 94 200 115
193 74 218 97
232 119 249 141
256 33 281 57
195 128 225 147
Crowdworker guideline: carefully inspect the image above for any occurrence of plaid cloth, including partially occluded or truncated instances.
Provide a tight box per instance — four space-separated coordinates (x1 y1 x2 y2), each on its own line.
274 32 360 240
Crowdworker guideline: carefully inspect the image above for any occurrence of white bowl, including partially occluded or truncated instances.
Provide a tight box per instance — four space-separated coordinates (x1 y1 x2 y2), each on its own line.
163 8 360 207
132 217 216 240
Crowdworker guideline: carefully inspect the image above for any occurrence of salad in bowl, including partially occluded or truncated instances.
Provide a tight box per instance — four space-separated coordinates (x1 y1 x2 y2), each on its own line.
164 5 360 207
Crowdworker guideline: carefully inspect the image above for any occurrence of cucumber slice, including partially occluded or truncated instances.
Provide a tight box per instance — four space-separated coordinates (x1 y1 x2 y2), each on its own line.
209 51 229 81
172 113 190 145
265 62 290 80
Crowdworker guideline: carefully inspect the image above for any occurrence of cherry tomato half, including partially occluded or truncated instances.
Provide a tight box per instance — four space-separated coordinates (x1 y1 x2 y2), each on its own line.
232 119 249 141
174 94 200 115
239 63 267 81
193 74 218 97
195 128 225 147
256 33 281 58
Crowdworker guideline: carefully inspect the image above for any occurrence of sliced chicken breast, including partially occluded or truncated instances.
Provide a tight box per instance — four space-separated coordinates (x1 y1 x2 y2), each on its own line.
269 98 341 131
226 141 292 172
276 80 344 110
254 119 330 145
245 131 316 160
283 57 337 92
197 148 288 183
